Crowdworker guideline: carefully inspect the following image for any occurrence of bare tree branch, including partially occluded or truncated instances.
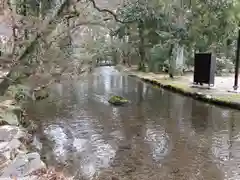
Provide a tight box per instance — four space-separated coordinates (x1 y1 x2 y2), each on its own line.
41 21 105 48
0 0 70 95
87 0 134 23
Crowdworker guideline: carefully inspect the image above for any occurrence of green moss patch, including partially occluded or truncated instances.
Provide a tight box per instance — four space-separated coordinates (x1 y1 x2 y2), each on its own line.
116 66 240 110
214 94 240 102
136 74 240 110
108 96 129 106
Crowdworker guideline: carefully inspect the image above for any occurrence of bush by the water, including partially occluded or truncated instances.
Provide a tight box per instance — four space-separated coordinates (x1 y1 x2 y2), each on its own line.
216 57 234 75
108 96 129 106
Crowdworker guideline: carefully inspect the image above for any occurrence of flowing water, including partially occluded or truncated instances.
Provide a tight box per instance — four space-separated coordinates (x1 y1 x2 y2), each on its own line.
26 67 240 180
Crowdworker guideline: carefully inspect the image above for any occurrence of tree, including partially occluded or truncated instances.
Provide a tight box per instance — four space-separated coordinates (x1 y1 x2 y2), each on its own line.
1 0 239 98
0 0 123 98
101 0 240 76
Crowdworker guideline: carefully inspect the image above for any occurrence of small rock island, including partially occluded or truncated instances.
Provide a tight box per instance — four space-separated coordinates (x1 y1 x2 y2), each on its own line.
108 96 129 106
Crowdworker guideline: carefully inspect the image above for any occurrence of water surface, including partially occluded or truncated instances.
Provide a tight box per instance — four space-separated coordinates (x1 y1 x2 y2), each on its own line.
26 67 240 180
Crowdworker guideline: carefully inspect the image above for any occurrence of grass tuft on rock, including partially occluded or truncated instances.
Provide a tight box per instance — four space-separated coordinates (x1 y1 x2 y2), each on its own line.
108 95 129 106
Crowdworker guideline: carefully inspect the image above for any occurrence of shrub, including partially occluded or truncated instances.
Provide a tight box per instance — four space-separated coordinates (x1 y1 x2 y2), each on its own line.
216 57 234 75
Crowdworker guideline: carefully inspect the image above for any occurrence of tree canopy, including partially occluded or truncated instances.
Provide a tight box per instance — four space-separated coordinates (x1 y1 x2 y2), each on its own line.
0 0 240 96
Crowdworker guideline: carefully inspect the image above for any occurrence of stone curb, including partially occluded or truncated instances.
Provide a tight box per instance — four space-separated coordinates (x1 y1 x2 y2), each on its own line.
139 76 240 110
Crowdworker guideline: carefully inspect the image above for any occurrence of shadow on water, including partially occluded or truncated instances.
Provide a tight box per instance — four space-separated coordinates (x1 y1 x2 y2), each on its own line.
26 67 240 180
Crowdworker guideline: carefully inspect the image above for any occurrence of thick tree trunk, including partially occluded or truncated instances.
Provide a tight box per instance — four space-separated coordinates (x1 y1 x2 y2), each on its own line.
175 44 184 75
110 35 118 65
170 0 185 77
38 0 42 19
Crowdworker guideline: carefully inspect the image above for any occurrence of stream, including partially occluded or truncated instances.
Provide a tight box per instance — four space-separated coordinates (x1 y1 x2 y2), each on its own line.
26 67 240 180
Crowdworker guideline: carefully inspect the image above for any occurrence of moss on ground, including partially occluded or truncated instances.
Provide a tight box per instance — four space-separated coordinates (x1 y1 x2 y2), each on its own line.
165 82 192 91
213 94 240 103
116 65 240 109
141 77 192 92
132 73 240 110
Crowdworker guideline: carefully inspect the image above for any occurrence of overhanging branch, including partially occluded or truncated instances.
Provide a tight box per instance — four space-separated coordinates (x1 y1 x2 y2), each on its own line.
0 0 70 95
45 21 107 46
87 0 134 24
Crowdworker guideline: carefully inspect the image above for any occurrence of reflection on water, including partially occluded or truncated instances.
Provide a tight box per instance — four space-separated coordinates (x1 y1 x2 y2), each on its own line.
26 67 240 180
145 125 171 161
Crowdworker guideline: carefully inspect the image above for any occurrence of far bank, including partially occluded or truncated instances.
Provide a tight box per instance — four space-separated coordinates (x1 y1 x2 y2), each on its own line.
116 65 240 110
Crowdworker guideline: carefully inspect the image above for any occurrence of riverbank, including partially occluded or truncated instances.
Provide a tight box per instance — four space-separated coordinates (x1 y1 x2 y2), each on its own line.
0 98 43 179
0 97 72 179
116 65 240 110
0 65 91 179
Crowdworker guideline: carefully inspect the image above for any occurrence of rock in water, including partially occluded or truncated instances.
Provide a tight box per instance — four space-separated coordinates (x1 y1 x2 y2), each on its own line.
0 125 44 179
0 111 19 126
0 100 22 126
108 96 129 106
0 125 25 142
0 152 46 178
33 89 49 101
0 126 28 160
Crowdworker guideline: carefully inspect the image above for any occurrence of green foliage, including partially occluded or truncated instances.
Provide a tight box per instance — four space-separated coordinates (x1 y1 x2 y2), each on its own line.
216 57 234 74
149 44 170 71
112 0 240 74
13 0 240 77
186 0 238 52
15 0 53 17
6 85 32 102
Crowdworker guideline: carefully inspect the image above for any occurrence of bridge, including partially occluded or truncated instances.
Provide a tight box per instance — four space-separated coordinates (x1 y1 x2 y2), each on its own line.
96 59 115 67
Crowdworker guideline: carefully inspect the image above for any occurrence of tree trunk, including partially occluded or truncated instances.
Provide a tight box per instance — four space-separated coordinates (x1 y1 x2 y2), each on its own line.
11 25 17 55
38 0 42 19
170 0 185 77
66 0 72 46
175 44 184 75
168 44 174 78
138 20 146 71
225 39 232 59
110 35 117 65
22 0 28 40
